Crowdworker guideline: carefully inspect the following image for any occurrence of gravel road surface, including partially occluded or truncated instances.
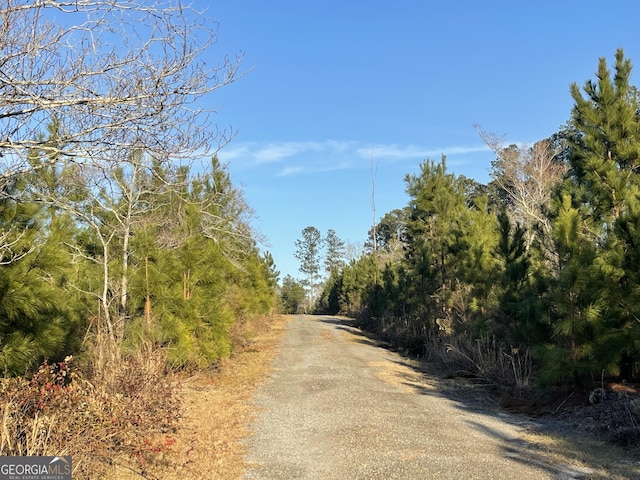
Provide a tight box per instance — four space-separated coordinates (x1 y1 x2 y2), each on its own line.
242 315 587 479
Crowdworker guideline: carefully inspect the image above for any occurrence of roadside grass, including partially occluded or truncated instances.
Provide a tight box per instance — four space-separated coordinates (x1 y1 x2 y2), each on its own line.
0 314 288 480
1 349 182 480
156 314 289 480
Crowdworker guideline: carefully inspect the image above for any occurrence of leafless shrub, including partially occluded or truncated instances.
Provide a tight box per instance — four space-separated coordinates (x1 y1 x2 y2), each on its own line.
426 333 533 389
0 352 180 479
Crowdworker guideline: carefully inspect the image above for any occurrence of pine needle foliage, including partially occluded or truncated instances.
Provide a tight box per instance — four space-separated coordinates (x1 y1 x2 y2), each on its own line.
0 180 80 375
316 50 640 389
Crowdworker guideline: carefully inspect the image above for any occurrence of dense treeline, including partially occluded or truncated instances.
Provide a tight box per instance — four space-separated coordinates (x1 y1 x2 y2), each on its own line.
0 147 278 375
317 49 640 386
0 1 280 377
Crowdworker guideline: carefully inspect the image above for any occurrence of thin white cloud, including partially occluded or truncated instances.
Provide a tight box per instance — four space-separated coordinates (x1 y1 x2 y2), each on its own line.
220 139 492 176
254 141 325 164
219 140 334 165
216 144 252 162
277 166 305 177
357 144 426 160
358 143 492 160
276 161 352 177
438 145 493 156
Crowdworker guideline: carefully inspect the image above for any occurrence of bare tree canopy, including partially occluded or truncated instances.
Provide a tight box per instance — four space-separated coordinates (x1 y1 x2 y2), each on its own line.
0 0 242 181
477 126 567 236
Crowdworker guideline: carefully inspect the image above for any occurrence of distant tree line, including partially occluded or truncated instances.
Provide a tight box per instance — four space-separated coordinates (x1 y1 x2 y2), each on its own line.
282 227 347 314
315 49 640 386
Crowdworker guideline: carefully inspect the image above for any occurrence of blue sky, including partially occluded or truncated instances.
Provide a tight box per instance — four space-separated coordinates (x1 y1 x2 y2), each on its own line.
205 1 640 281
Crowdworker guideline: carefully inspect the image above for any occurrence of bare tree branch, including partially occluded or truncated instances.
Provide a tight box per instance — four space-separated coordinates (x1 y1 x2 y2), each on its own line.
477 126 568 272
0 228 34 264
0 0 242 180
477 126 567 242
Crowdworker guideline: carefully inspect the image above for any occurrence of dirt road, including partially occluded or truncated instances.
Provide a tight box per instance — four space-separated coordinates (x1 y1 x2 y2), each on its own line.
241 315 603 480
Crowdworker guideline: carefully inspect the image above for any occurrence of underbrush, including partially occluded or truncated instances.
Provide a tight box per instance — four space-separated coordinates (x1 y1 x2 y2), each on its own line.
430 333 533 390
363 316 533 390
551 383 640 452
0 313 279 479
0 350 180 479
431 334 640 449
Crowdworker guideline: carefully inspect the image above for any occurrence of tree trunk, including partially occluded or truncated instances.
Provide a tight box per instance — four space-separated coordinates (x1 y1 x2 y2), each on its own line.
120 226 130 315
144 255 152 326
183 269 191 299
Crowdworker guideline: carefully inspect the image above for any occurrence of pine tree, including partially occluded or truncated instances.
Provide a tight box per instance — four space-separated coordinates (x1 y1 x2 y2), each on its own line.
0 177 79 374
558 49 640 380
537 194 602 385
403 156 471 332
568 48 640 231
294 226 323 308
324 229 346 275
280 275 306 314
122 158 276 368
490 210 546 345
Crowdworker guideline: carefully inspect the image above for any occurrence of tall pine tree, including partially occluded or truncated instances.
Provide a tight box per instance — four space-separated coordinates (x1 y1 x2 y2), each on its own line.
544 49 640 382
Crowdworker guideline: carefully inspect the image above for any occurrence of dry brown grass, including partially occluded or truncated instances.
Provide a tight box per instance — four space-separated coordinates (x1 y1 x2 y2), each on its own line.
0 315 288 480
154 314 289 480
1 350 181 479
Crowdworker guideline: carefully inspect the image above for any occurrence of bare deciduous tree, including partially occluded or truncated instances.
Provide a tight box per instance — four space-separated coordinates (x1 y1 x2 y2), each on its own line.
0 0 243 272
477 126 567 252
0 0 241 183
